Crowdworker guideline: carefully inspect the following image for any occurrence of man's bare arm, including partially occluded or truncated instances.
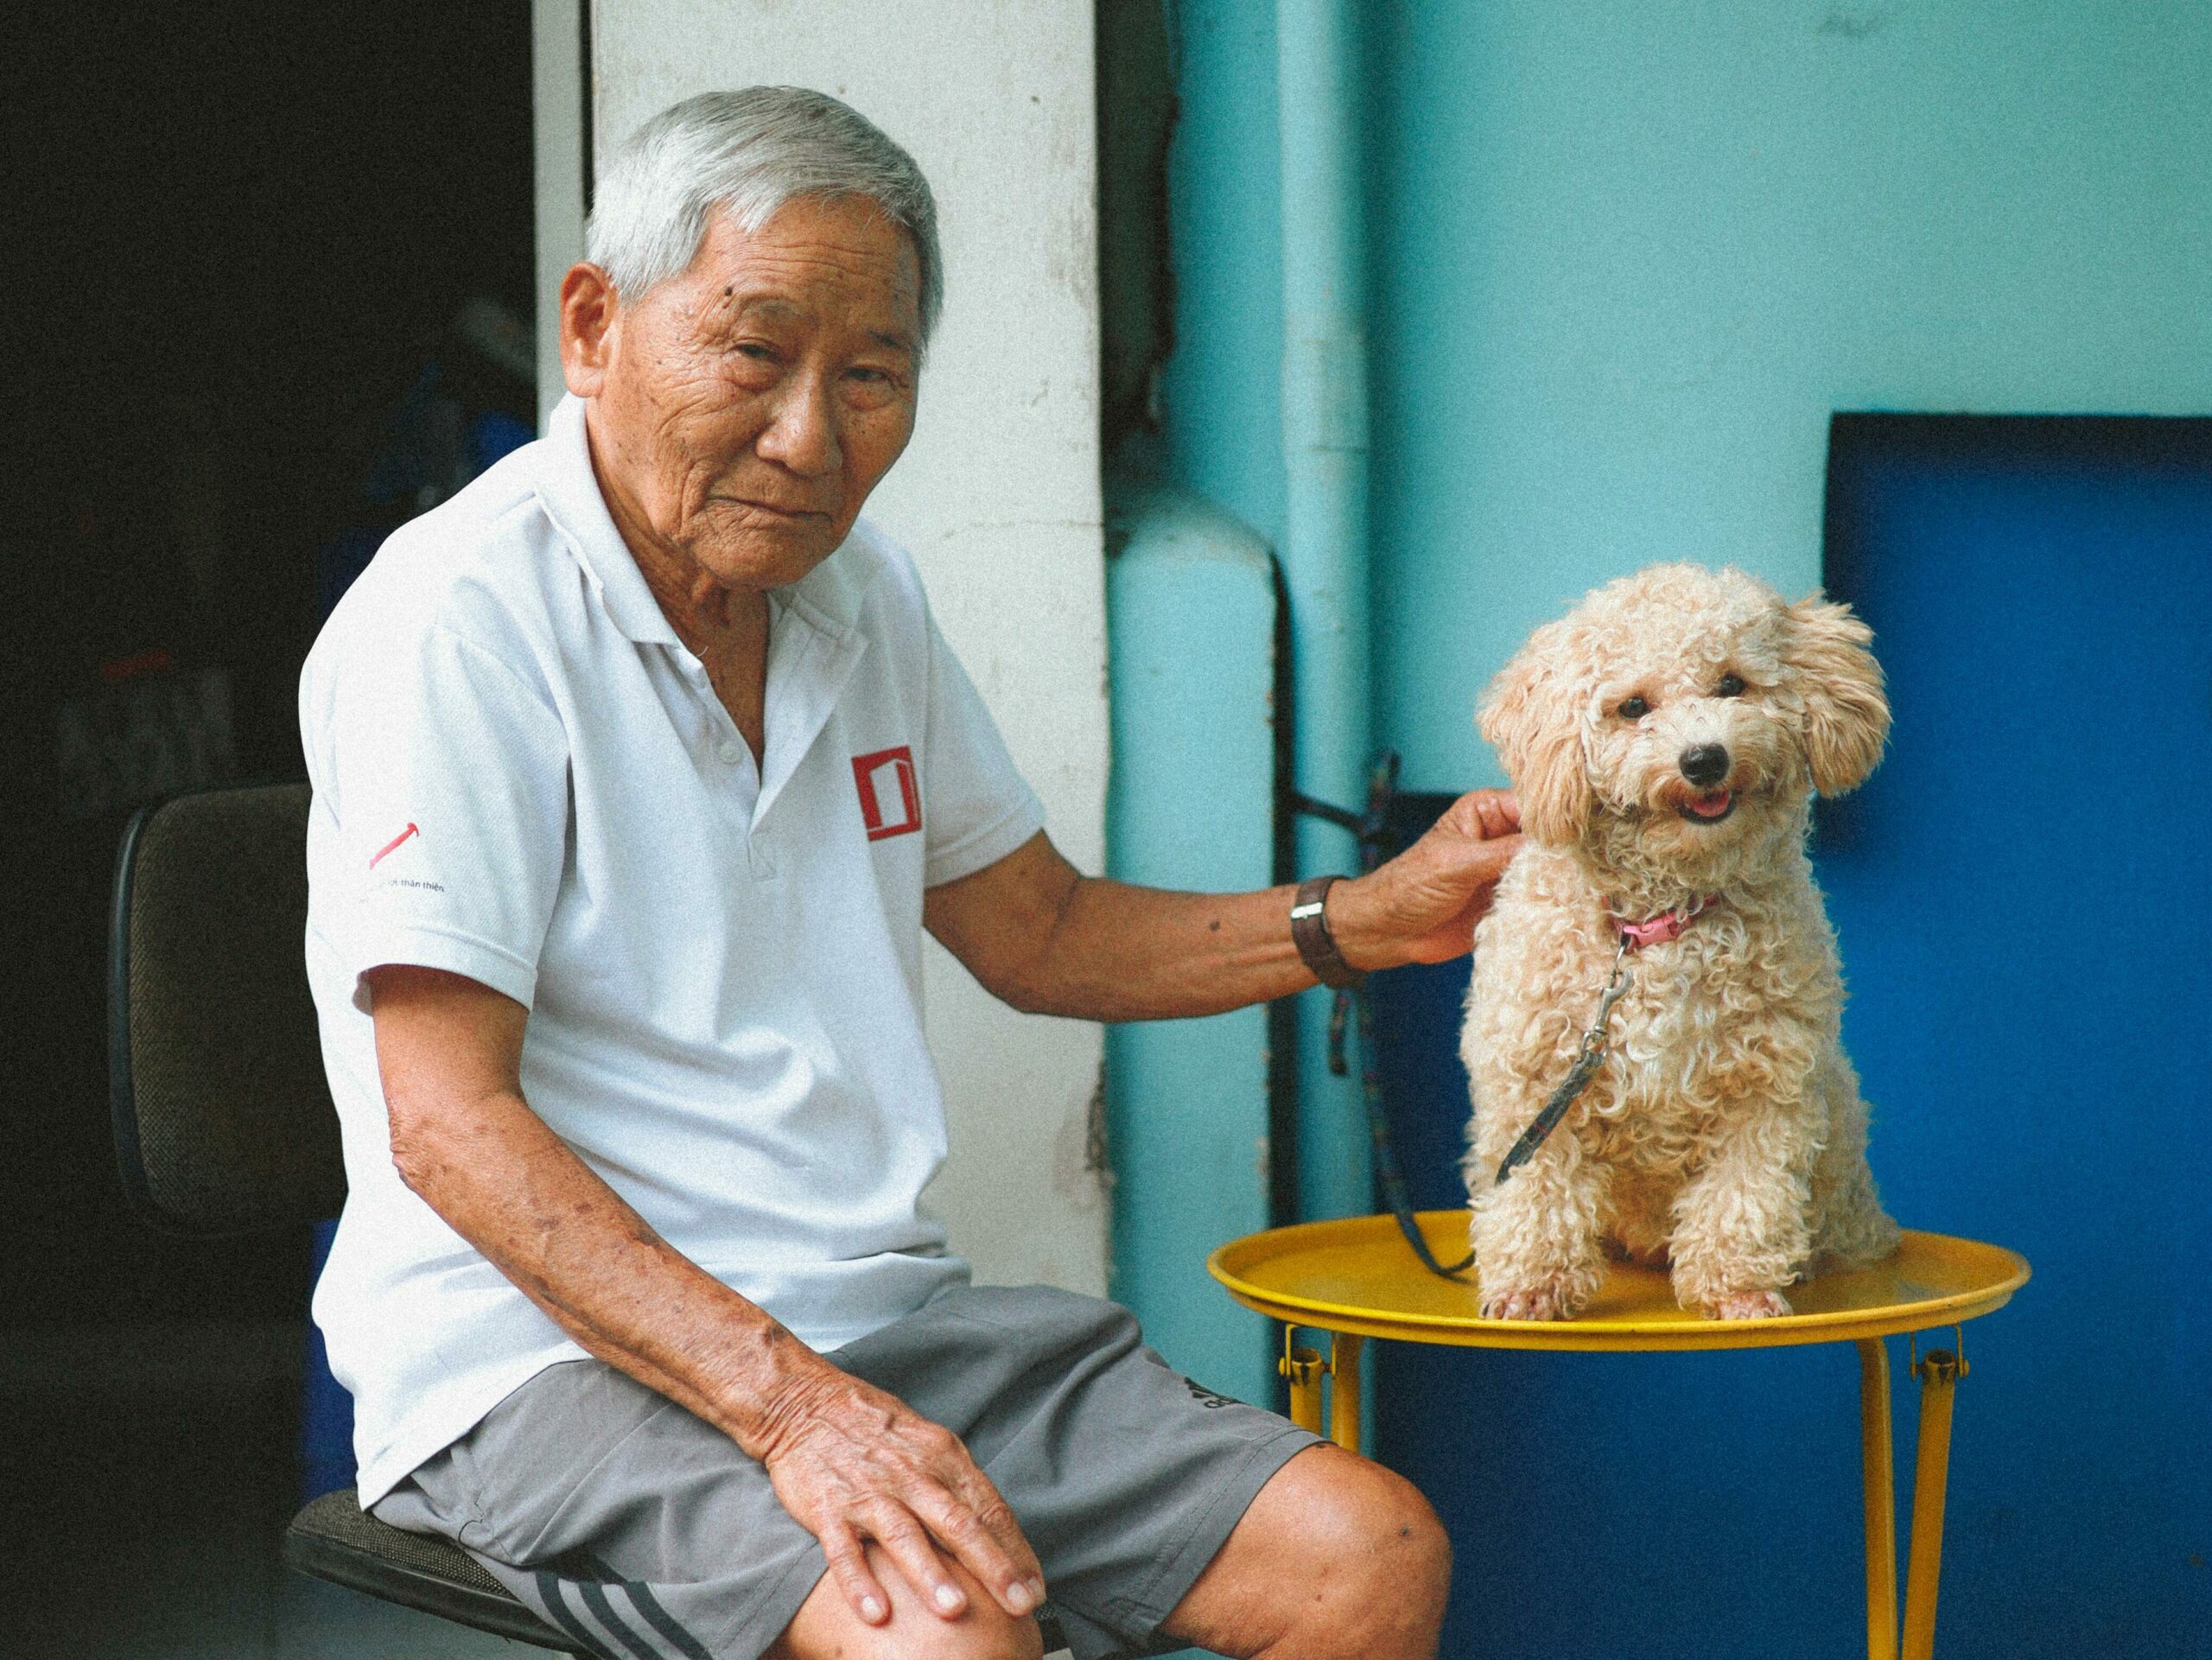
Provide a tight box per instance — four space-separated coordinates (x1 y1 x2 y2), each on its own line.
367 964 1046 1629
924 789 1522 1021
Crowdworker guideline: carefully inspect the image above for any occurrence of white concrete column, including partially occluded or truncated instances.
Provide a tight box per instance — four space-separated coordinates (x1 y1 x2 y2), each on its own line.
543 1 1109 1294
531 0 588 434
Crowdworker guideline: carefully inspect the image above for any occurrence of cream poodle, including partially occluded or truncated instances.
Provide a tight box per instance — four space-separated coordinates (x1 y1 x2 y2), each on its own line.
1461 563 1901 1320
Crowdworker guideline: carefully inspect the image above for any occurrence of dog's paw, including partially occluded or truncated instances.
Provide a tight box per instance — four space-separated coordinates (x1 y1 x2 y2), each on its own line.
1705 1288 1792 1321
1481 1285 1573 1321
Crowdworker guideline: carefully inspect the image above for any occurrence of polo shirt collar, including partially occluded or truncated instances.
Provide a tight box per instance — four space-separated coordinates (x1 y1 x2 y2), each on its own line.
535 395 683 646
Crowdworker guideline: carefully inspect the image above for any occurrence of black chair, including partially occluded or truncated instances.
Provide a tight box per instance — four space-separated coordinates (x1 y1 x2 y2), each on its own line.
108 780 582 1651
108 781 1073 1657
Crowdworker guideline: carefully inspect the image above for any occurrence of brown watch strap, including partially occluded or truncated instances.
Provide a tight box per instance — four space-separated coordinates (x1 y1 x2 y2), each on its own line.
1290 875 1363 990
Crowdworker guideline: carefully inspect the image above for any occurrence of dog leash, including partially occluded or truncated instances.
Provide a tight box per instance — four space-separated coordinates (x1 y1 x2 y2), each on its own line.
1490 938 1633 1186
1294 754 1481 1281
1491 893 1719 1186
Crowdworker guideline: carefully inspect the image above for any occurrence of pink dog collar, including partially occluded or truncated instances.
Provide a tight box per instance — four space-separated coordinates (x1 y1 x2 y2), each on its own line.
1611 894 1721 950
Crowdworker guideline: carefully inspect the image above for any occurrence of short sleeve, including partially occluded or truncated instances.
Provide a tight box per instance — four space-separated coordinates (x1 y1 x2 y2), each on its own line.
319 626 569 1008
919 613 1046 887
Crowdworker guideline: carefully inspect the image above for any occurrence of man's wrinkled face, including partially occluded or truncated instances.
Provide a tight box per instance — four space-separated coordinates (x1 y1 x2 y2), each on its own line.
563 194 923 590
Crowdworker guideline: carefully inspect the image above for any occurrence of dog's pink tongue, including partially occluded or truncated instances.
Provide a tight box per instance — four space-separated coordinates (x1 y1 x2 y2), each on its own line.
1688 790 1733 818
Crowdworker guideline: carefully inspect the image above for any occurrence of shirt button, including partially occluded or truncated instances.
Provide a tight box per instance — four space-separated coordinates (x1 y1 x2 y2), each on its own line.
717 742 742 765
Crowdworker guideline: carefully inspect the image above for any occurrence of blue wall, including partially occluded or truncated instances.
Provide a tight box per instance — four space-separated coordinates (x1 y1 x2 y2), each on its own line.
1163 0 2212 791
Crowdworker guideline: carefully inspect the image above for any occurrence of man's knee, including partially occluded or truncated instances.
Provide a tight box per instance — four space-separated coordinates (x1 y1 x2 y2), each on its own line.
966 1604 1046 1660
771 1548 1045 1660
906 1605 1045 1660
1166 1444 1451 1658
774 1612 1040 1660
1294 1453 1452 1641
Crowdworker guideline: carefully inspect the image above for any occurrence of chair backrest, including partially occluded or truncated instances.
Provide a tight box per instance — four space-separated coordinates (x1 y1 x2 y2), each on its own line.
109 780 346 1234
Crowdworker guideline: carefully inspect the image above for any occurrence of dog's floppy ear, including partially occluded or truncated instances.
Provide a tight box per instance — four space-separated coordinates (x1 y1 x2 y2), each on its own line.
1783 594 1890 796
1478 626 1592 843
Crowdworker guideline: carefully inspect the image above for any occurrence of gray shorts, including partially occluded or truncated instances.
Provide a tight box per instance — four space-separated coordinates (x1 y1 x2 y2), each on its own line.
372 1284 1319 1660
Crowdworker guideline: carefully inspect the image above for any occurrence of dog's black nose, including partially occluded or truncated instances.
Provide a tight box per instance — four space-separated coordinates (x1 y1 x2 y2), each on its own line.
1680 744 1731 788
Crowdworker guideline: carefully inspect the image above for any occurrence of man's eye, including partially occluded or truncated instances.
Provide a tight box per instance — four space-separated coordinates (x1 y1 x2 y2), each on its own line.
734 342 778 363
1618 696 1651 720
1715 673 1746 697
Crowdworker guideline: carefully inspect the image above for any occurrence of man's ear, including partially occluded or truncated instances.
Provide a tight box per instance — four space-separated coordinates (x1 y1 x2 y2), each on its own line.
1477 626 1592 844
1783 594 1891 796
558 262 620 398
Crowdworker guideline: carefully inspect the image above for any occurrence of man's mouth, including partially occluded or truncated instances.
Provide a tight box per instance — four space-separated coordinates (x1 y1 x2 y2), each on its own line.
1676 789 1736 824
718 494 826 521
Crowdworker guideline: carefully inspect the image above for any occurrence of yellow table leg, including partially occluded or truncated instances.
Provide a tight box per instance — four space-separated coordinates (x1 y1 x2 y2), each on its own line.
1858 1339 1898 1660
1282 1330 1326 1434
1901 1349 1963 1660
1328 1332 1364 1455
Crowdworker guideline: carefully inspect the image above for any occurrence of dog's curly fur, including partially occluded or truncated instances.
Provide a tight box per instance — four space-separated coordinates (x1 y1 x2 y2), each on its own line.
1460 563 1901 1321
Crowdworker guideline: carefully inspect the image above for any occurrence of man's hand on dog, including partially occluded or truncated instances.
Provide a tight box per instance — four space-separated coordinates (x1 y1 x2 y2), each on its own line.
1332 789 1523 969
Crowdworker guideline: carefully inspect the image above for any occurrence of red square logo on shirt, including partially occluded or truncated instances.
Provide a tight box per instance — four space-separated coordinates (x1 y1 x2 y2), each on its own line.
852 747 922 841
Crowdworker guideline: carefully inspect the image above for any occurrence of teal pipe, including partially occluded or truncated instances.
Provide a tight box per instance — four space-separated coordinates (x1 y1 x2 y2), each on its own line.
1102 478 1279 1411
1278 0 1373 1223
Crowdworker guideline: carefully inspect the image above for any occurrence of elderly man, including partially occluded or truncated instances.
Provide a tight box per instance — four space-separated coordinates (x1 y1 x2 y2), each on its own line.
303 88 1519 1660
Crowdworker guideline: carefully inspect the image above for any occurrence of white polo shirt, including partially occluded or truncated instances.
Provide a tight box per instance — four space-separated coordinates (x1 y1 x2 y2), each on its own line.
301 394 1045 1506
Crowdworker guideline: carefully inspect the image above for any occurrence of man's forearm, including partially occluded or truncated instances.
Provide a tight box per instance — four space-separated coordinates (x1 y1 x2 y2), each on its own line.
925 795 1522 1024
1006 876 1320 1022
389 1081 817 1453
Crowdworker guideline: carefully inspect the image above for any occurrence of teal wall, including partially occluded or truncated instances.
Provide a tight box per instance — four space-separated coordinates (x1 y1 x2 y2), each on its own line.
1160 0 2212 790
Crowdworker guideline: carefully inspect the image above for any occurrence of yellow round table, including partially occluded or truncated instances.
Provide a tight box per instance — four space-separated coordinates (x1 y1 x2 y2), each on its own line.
1208 1213 2028 1660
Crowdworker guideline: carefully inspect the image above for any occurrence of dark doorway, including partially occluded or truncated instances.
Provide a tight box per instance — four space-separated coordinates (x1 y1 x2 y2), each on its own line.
0 4 533 1650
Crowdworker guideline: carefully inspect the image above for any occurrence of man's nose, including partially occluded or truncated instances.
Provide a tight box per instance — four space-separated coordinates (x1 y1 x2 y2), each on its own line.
1679 744 1731 788
757 379 842 476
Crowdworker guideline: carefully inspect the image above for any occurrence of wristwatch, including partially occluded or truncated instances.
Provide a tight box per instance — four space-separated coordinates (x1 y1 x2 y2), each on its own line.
1290 875 1363 990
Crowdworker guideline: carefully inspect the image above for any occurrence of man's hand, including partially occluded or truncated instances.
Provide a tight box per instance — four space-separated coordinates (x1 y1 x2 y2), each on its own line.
753 1358 1046 1628
1319 789 1523 970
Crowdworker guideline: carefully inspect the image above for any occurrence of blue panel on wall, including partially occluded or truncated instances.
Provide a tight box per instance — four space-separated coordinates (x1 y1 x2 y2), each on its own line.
1368 419 2212 1657
1817 415 2212 1654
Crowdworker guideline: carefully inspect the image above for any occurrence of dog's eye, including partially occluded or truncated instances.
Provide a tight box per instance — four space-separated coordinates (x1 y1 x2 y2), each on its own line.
1618 695 1651 720
1715 673 1746 697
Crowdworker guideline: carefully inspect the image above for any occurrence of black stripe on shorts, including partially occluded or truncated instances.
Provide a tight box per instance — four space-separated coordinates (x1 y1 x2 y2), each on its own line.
577 1578 668 1660
532 1568 617 1658
578 1552 719 1660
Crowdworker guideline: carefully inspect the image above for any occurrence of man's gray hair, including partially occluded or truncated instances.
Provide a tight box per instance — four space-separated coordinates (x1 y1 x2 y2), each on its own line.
587 87 942 344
